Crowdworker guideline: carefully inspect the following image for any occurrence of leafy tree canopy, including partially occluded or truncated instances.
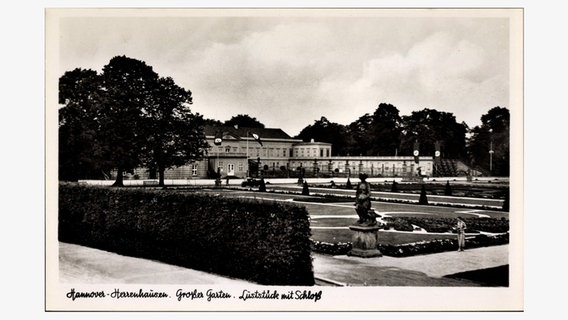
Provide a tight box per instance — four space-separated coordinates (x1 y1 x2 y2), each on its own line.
295 117 351 155
224 114 265 128
58 55 208 185
401 108 467 158
467 106 510 176
347 103 403 156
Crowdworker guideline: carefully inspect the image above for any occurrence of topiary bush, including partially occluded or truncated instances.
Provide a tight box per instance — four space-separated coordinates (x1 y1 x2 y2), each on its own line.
444 180 453 196
302 181 310 195
419 184 429 205
502 188 509 211
258 178 266 192
390 180 399 193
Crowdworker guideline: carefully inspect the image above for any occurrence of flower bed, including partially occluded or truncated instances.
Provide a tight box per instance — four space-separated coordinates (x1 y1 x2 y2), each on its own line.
310 240 352 255
381 216 509 234
311 233 509 257
378 233 509 257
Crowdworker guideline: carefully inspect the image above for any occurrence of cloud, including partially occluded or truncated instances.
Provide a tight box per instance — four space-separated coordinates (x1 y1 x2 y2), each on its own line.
56 14 510 136
309 30 508 129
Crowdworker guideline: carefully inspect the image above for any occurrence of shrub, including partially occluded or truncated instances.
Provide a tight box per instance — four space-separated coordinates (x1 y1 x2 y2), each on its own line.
380 216 509 234
377 233 509 257
502 188 510 211
311 233 509 257
58 183 314 285
302 181 310 195
419 184 429 205
258 178 266 192
444 180 452 196
310 240 351 255
390 180 399 192
382 217 414 232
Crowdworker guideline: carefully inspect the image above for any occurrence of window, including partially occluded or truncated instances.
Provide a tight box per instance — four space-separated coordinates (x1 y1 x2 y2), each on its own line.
238 162 244 172
320 149 324 157
225 146 231 152
191 164 198 176
283 149 287 157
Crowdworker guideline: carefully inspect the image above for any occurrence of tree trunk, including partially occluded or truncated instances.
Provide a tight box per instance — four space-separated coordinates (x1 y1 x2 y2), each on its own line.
112 167 124 187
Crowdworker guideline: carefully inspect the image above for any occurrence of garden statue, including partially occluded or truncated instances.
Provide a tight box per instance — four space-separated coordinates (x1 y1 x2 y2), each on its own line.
349 172 383 258
355 173 378 226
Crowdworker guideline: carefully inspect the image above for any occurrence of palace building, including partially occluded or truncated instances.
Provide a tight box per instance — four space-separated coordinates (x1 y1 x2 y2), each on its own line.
129 125 444 180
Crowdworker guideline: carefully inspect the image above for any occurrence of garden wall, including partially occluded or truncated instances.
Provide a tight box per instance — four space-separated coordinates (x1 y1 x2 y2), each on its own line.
58 183 314 285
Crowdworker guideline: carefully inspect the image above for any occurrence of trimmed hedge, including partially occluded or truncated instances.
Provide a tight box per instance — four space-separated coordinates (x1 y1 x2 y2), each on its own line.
310 240 351 255
58 183 314 285
311 233 509 257
378 233 509 257
382 216 509 234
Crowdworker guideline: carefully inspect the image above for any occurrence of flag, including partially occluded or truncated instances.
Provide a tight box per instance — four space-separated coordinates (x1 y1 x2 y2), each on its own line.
214 130 223 146
249 131 263 146
413 140 419 164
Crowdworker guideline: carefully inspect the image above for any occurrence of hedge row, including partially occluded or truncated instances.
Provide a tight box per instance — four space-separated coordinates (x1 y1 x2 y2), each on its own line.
378 233 509 257
59 183 314 285
382 216 509 233
310 240 352 255
311 233 509 257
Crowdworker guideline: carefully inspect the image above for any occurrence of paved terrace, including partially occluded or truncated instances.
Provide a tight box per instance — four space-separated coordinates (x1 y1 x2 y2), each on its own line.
59 242 509 287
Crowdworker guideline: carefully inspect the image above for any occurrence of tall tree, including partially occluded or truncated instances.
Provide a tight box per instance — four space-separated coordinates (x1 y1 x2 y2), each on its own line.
347 113 373 156
143 76 209 186
368 103 403 156
400 108 467 159
467 107 510 176
224 114 265 128
59 56 209 185
100 55 160 186
202 118 223 126
58 68 108 181
295 117 350 155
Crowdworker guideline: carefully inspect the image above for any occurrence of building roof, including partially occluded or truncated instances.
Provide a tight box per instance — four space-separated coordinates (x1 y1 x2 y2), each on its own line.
203 125 295 140
293 140 332 146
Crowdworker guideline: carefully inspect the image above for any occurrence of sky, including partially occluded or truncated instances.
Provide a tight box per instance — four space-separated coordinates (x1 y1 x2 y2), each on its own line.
53 8 516 137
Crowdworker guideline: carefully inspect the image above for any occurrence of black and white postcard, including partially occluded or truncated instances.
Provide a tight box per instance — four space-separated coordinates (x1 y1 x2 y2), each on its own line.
45 7 524 312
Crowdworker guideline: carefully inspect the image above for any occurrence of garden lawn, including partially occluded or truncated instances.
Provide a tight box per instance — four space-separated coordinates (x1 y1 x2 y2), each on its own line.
183 188 508 246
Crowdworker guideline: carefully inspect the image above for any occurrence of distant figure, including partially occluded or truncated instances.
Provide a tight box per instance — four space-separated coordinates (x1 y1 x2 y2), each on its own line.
355 173 376 225
456 216 467 251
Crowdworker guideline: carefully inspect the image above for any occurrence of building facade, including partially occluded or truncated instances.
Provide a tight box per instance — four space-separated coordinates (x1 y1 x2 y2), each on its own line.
129 125 435 180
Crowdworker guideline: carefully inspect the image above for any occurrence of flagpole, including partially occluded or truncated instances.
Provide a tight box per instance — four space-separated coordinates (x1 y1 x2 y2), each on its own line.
246 131 249 178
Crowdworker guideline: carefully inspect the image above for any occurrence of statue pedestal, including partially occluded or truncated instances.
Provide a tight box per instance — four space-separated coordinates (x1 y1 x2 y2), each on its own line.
348 225 382 258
